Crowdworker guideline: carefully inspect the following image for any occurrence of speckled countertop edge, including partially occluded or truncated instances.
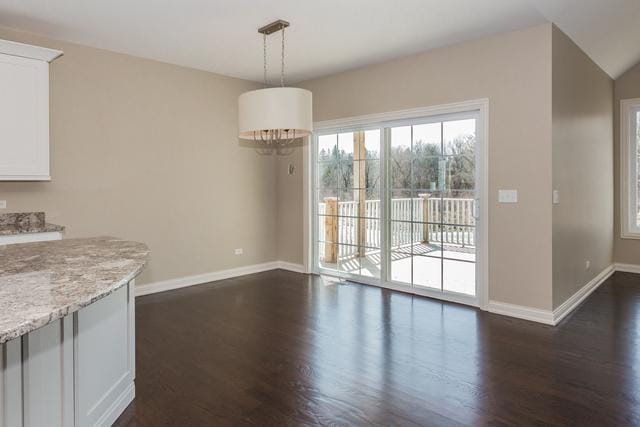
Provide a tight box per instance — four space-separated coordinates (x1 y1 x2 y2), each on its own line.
0 263 145 345
0 223 65 236
0 237 149 344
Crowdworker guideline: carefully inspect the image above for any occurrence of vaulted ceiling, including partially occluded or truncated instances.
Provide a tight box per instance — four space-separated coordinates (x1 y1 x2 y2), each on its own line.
0 0 638 82
529 0 640 79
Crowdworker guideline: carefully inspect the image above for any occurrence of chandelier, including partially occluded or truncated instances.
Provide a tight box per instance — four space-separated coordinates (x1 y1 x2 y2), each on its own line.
238 20 313 146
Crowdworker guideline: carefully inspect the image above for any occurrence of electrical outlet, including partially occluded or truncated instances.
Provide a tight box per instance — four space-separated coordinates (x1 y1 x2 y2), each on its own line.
498 190 518 203
234 248 243 255
586 260 590 269
0 200 6 209
552 190 560 205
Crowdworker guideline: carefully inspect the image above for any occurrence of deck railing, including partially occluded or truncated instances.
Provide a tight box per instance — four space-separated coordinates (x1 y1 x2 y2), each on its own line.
319 197 475 260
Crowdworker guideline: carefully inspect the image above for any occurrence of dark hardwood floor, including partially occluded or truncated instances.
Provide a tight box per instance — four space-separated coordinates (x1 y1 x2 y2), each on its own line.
114 270 640 426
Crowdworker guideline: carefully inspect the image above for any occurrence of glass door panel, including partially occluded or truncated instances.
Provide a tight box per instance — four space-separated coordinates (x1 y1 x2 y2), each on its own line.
441 119 476 295
388 116 477 296
316 129 382 280
315 110 479 301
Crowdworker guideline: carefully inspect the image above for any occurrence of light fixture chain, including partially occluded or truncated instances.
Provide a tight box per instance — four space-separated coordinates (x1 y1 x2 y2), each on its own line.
281 26 285 87
263 33 267 87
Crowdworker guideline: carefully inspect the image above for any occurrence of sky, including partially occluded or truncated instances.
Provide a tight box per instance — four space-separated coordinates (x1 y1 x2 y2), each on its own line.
318 119 476 156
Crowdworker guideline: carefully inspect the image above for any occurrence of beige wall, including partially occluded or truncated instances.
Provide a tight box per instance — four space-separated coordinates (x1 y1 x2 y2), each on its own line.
279 24 555 309
2 23 616 311
614 62 640 264
551 27 614 308
0 27 278 286
276 148 305 263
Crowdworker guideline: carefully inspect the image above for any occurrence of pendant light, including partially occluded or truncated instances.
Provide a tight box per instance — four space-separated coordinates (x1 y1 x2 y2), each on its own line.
238 20 313 146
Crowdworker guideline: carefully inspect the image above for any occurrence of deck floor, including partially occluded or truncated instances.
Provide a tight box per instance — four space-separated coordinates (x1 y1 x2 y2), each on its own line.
320 242 476 295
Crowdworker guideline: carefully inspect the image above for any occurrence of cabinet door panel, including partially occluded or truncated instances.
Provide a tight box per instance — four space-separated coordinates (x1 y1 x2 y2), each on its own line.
0 53 49 179
75 284 134 427
1 338 23 427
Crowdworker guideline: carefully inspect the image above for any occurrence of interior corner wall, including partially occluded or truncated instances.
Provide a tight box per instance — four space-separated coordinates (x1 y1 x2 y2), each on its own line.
551 26 614 309
614 62 640 265
0 27 279 286
276 147 305 264
277 24 554 310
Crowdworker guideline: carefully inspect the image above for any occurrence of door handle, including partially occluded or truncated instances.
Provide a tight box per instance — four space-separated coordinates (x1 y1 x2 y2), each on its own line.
473 199 480 220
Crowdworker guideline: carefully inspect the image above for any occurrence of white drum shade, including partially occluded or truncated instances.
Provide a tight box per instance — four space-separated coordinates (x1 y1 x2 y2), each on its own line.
238 87 312 140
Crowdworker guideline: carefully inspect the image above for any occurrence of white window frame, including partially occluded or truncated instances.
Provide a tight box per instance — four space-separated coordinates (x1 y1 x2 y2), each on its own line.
620 98 640 239
304 98 489 310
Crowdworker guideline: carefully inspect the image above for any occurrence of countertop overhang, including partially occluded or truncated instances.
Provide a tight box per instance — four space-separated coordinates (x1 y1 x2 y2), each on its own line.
0 236 149 344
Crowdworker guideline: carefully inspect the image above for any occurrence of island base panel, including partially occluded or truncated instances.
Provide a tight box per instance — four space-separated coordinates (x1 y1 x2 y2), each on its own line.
0 280 136 427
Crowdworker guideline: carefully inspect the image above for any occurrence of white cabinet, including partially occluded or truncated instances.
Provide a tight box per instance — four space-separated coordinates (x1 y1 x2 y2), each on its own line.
0 39 62 181
0 281 136 427
0 231 63 245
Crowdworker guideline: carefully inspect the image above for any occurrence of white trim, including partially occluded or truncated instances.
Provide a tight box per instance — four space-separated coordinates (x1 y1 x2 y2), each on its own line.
277 261 307 274
314 99 490 131
487 300 555 325
0 39 62 63
488 264 616 326
620 98 640 239
94 382 134 427
552 264 615 325
478 100 490 310
135 261 307 297
135 262 279 296
0 175 51 181
133 261 633 325
614 262 640 274
0 231 62 245
302 138 312 274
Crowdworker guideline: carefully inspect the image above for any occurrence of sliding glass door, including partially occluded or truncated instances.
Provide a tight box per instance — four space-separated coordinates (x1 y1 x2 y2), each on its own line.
313 109 481 305
317 130 382 278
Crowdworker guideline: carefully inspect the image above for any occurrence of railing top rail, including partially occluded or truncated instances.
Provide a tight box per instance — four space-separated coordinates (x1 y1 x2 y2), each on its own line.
330 197 474 205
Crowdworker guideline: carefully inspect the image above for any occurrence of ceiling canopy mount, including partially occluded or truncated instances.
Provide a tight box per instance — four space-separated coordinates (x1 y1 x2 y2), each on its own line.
258 20 289 36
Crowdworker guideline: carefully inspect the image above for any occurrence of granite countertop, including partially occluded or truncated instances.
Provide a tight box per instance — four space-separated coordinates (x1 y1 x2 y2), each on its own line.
0 222 65 236
0 212 65 236
0 237 149 344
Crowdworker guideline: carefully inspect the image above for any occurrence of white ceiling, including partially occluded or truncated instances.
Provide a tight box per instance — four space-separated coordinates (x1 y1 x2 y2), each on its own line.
529 0 640 79
0 0 637 82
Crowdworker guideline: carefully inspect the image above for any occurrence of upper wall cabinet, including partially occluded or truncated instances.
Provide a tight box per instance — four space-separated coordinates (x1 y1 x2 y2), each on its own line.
0 39 62 181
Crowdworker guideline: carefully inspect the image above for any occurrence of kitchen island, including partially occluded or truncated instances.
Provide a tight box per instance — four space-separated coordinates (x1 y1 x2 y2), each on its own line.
0 237 149 427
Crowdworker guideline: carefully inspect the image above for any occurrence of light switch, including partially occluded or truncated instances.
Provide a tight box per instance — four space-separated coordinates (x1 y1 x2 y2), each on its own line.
0 200 5 209
552 190 560 205
498 190 518 203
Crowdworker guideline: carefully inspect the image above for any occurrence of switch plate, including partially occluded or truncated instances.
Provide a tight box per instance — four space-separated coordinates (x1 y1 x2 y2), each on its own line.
552 190 560 205
234 248 243 255
0 200 5 209
498 190 518 203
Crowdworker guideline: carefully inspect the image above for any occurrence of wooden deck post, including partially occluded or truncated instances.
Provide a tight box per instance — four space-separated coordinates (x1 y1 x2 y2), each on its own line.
324 197 338 263
354 131 366 257
419 193 430 243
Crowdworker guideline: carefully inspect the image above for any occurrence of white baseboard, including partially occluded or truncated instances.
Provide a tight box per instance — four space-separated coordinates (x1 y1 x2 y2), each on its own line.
95 382 134 427
488 264 616 326
552 264 615 325
487 300 555 325
136 260 633 325
614 262 640 274
276 261 307 274
135 261 307 297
